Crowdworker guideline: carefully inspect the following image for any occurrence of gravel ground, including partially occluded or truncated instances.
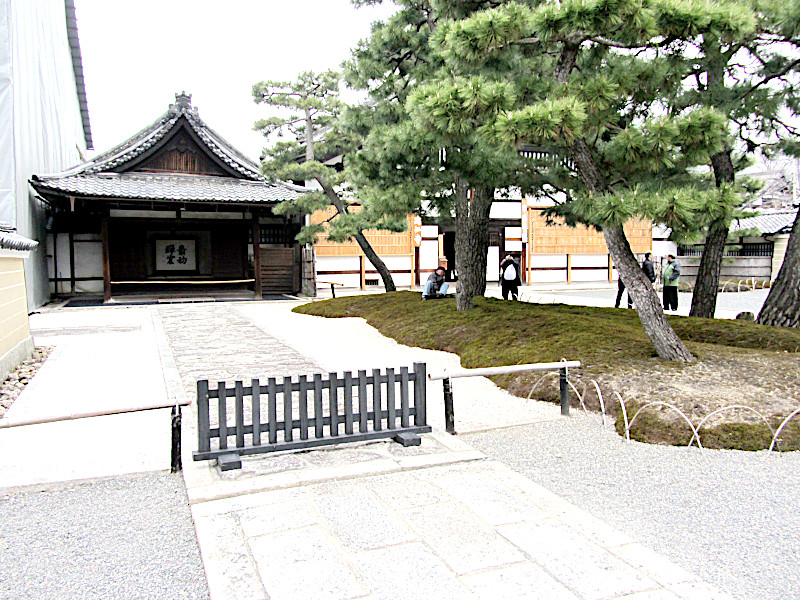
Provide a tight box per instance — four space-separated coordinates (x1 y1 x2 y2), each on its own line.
0 347 52 418
0 471 209 600
463 414 800 600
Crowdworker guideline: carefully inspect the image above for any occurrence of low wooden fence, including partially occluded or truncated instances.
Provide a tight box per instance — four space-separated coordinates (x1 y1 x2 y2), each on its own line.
429 361 581 434
194 363 431 469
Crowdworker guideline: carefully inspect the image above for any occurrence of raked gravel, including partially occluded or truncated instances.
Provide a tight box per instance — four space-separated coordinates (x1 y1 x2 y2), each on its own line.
463 412 800 600
0 471 209 600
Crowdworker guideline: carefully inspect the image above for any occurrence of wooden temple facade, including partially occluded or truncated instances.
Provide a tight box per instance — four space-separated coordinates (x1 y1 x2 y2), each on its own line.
30 93 308 301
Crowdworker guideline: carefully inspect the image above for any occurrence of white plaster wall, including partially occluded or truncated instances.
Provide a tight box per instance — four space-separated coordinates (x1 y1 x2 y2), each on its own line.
771 234 789 281
652 240 677 259
530 254 567 269
486 246 500 282
490 202 522 219
570 269 610 282
530 269 567 283
571 254 608 268
419 240 439 272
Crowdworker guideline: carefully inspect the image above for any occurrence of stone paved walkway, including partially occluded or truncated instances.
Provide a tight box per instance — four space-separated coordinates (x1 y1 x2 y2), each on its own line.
156 302 737 600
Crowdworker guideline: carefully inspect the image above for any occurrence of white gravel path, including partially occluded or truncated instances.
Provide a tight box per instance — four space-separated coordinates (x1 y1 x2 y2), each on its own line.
0 472 209 600
463 414 800 600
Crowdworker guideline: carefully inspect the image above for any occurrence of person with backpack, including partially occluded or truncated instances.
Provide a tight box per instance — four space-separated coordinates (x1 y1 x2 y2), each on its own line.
500 254 521 301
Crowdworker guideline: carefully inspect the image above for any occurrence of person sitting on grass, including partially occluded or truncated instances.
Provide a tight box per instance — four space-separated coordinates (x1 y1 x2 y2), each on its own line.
422 267 449 300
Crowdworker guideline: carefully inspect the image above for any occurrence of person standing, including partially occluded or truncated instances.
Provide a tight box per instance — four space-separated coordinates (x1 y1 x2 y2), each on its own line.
614 276 632 308
662 254 681 311
500 254 521 301
642 252 656 284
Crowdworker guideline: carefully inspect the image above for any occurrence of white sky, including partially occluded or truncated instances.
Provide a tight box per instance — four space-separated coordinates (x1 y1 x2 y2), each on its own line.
73 0 397 162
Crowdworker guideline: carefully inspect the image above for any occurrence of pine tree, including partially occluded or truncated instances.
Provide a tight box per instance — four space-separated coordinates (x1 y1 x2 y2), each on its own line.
659 1 800 318
425 0 759 361
345 1 541 310
253 70 396 292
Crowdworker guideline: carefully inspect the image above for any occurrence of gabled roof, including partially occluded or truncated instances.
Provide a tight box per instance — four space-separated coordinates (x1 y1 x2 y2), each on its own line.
31 93 306 204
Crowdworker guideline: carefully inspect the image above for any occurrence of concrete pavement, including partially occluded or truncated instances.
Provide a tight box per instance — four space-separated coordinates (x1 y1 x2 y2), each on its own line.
0 298 741 599
0 306 174 488
164 301 737 600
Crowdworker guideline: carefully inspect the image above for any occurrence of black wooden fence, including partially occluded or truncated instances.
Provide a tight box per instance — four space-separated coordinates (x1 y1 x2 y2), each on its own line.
194 363 431 468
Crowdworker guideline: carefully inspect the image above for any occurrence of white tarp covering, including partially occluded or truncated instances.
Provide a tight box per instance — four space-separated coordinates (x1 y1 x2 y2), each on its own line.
0 0 88 307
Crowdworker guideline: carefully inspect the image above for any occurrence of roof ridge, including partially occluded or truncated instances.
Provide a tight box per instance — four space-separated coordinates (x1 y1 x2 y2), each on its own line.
34 94 264 180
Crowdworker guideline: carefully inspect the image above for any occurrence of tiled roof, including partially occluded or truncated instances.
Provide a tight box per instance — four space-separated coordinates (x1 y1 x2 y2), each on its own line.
31 172 304 203
731 210 798 235
0 223 38 251
51 95 262 180
65 0 92 149
30 93 307 204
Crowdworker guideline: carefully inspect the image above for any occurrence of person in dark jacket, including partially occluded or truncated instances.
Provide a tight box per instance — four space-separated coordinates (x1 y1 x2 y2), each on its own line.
422 266 449 299
614 276 632 308
642 252 656 283
500 254 521 301
616 252 657 309
662 254 681 311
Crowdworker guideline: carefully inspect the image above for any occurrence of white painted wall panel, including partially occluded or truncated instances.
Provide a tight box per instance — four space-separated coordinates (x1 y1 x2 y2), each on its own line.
571 254 608 268
571 269 609 282
530 254 566 268
74 241 102 279
419 240 439 271
530 269 566 283
490 202 522 219
420 225 439 238
486 246 500 282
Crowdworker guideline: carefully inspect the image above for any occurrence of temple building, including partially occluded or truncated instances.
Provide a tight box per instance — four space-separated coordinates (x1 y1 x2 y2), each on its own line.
31 93 309 302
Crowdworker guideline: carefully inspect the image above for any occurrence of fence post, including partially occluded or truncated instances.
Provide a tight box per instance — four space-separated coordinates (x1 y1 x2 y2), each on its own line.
413 362 427 426
197 380 210 453
566 253 572 283
443 377 455 434
559 368 570 416
360 255 366 290
171 405 182 473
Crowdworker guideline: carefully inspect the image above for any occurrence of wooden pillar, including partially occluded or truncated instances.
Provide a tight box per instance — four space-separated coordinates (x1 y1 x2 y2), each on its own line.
101 215 111 302
359 255 366 290
252 218 262 300
608 253 613 283
566 253 572 284
68 231 76 293
410 248 416 290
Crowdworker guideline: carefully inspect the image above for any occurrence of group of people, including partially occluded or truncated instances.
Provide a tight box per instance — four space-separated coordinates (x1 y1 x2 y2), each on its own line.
424 252 682 312
615 252 681 311
422 255 521 300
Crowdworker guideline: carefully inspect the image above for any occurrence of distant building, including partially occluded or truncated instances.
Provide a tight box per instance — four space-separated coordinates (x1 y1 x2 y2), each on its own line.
742 169 796 210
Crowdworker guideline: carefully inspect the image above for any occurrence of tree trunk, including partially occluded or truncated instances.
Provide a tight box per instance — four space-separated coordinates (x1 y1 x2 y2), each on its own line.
454 176 493 311
318 178 397 292
690 149 735 318
550 41 694 361
605 225 697 362
757 208 800 327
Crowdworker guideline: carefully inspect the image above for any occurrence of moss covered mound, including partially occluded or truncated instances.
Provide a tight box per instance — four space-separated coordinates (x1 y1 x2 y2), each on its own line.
295 291 800 451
